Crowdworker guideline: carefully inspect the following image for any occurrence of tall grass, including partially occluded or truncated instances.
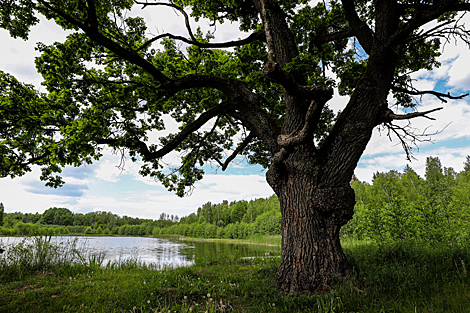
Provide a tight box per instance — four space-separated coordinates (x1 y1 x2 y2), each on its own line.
247 234 281 246
0 236 82 280
0 236 153 281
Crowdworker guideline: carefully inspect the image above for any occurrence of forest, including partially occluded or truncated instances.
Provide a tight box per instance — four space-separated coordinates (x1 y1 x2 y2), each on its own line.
1 155 469 245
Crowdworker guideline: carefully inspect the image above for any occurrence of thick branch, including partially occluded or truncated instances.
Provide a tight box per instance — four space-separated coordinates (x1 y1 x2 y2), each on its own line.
340 0 374 54
263 61 333 101
391 86 469 103
277 99 326 149
308 28 354 53
252 0 299 68
227 105 280 154
97 102 231 161
214 132 255 171
37 0 170 84
85 0 98 29
138 29 265 51
258 0 276 62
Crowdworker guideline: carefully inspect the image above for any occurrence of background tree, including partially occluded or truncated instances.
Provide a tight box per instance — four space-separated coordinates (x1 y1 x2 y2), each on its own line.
0 203 4 227
1 0 470 292
39 207 73 225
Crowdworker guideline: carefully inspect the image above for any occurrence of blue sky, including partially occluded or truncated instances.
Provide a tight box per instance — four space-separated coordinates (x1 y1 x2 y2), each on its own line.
1 4 469 220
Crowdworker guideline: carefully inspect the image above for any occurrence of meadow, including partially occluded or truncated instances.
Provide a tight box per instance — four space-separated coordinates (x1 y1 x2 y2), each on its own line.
1 235 470 312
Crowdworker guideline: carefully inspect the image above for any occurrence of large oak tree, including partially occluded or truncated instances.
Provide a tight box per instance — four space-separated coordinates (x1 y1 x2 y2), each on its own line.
1 0 470 292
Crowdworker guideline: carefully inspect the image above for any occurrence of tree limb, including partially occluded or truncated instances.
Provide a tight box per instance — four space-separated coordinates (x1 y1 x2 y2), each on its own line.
85 0 98 30
382 107 443 123
308 28 354 53
137 29 265 51
258 0 276 62
97 102 232 161
277 99 326 149
340 0 374 54
216 132 255 171
391 85 469 103
262 61 333 101
37 0 170 84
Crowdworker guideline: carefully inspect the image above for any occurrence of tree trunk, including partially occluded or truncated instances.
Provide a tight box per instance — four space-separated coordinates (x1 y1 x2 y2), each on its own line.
267 149 356 292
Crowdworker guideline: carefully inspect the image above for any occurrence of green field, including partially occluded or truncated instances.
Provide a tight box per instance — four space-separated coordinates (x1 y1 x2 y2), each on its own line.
1 235 470 312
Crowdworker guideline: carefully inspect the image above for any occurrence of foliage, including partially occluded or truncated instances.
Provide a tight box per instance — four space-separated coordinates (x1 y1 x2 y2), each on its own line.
1 206 177 236
343 156 470 245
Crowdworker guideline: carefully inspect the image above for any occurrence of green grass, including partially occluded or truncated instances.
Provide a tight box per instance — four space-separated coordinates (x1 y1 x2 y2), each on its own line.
1 236 470 312
175 234 282 247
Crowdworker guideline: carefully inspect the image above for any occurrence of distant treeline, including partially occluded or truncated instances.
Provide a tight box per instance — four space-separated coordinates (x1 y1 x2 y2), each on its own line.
0 206 177 236
0 195 281 239
1 155 470 244
157 196 281 239
344 156 470 244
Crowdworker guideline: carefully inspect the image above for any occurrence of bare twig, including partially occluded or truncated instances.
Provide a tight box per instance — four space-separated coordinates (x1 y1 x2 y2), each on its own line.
135 1 197 41
381 120 449 161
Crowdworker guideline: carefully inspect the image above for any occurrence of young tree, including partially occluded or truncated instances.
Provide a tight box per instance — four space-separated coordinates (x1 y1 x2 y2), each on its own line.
1 0 470 291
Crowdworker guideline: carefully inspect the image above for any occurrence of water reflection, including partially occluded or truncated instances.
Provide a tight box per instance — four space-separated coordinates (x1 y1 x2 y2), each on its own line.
188 240 279 261
0 236 280 268
79 236 194 267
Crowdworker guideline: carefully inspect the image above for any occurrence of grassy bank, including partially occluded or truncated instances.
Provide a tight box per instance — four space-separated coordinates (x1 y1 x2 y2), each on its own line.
1 236 470 312
173 234 282 247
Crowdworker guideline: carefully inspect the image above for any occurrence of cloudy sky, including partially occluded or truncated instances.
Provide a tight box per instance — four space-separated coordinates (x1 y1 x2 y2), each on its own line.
1 3 469 220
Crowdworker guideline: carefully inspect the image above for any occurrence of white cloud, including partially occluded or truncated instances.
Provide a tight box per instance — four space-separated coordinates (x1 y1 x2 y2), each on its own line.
0 167 86 214
91 154 123 183
447 54 470 91
412 79 436 91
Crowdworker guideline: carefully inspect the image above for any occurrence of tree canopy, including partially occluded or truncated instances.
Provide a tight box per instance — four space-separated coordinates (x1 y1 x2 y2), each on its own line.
2 0 470 292
2 0 467 193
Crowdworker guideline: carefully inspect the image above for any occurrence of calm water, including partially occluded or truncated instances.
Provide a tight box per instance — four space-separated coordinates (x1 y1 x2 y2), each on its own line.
0 236 279 267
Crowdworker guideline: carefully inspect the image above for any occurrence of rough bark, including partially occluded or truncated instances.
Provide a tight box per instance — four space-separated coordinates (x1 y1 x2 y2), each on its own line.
267 147 356 292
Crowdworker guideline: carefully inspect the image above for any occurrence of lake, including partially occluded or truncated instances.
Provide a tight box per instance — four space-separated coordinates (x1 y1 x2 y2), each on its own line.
0 236 280 268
